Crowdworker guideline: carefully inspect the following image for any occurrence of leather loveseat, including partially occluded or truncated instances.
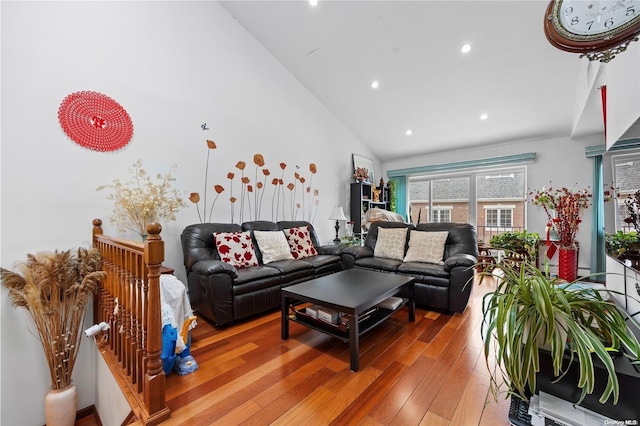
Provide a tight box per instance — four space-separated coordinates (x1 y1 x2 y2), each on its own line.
341 221 478 313
181 220 344 326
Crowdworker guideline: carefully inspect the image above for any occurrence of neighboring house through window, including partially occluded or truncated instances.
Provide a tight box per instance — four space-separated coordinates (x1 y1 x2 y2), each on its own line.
408 167 526 242
431 207 452 222
485 205 514 229
611 150 640 231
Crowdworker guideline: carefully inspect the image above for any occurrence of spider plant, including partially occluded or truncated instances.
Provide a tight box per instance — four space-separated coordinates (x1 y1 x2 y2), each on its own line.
480 258 640 406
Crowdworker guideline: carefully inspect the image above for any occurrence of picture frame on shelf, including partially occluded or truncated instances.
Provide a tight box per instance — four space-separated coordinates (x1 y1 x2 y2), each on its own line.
352 154 374 183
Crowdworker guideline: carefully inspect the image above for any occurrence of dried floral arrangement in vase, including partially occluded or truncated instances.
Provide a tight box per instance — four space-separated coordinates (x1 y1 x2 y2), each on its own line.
98 159 186 239
529 183 594 281
353 166 369 182
529 184 592 249
1 248 107 389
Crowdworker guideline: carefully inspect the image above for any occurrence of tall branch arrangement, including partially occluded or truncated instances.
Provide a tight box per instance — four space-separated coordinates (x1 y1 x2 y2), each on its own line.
624 189 640 236
1 248 106 389
190 140 319 223
529 184 592 248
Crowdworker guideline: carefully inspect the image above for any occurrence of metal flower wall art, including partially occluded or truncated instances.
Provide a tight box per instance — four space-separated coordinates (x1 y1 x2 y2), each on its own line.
189 140 320 224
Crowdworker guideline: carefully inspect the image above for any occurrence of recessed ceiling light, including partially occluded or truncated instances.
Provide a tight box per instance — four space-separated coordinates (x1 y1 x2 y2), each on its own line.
309 0 318 6
371 80 379 89
461 44 471 54
406 129 413 136
480 113 488 120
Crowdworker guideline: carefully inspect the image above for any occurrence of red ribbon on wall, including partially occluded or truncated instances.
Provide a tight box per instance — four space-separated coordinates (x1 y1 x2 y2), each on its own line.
601 85 607 140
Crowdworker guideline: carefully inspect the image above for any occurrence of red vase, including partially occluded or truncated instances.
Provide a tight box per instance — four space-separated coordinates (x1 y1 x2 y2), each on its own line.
558 247 577 282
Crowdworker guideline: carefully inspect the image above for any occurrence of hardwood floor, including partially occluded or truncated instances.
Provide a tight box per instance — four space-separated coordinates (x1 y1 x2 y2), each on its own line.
156 274 512 426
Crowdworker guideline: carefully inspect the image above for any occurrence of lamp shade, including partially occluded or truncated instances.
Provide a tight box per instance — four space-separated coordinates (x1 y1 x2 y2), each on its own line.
328 206 347 221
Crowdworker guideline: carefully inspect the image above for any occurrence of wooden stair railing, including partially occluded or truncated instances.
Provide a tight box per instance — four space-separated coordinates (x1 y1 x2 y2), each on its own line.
92 219 171 425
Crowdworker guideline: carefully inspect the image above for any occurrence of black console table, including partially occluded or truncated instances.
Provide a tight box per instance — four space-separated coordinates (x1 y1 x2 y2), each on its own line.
535 312 640 421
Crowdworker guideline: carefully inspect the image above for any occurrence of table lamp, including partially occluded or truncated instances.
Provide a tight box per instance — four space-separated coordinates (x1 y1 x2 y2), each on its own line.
328 206 347 244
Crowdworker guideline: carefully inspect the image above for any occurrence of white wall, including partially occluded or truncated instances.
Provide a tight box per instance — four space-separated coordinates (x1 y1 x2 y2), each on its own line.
0 1 377 424
606 41 640 147
383 134 604 274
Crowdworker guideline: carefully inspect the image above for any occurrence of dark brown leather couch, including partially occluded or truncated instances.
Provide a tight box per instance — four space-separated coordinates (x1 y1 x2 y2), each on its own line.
180 220 343 326
341 221 478 313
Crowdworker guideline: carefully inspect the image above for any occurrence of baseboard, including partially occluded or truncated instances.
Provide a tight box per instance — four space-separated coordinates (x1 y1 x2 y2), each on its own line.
77 405 102 426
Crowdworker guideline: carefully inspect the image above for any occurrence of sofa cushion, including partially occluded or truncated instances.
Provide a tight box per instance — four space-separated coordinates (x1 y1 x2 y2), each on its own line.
373 227 408 260
397 262 450 280
415 222 479 259
301 254 341 269
283 226 318 259
403 230 448 265
262 259 314 275
233 265 281 285
253 230 294 263
355 257 402 272
213 231 259 269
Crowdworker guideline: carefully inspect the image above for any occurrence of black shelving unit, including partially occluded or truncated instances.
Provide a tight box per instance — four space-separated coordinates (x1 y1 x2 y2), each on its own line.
350 181 388 235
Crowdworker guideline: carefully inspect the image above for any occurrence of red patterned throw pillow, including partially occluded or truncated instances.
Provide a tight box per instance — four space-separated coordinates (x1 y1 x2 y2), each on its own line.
283 226 318 259
213 231 259 269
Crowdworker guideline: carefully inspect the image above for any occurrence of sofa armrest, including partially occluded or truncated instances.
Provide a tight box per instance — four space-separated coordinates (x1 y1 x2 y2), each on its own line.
443 253 477 272
342 245 374 259
192 259 238 278
317 244 345 256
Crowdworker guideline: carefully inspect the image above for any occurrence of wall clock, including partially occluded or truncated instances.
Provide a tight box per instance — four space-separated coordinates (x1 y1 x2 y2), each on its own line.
544 0 640 62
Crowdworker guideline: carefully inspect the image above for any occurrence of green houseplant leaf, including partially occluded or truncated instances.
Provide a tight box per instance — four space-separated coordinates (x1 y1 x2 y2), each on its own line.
480 258 640 405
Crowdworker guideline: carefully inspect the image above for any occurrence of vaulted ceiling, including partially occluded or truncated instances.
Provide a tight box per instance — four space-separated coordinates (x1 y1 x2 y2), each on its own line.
220 1 604 162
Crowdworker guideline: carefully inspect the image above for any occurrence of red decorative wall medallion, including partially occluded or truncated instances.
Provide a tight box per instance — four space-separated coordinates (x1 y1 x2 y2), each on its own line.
58 91 133 152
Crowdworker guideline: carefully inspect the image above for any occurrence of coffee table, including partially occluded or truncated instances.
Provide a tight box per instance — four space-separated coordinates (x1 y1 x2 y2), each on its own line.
281 268 415 372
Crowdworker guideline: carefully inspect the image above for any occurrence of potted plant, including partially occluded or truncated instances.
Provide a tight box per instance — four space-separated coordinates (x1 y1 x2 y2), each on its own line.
529 184 593 281
1 248 106 426
489 230 540 261
480 258 640 406
605 230 640 257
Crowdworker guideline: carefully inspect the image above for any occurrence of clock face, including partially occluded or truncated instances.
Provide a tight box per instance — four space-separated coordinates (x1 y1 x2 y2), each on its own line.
544 0 640 57
553 0 640 39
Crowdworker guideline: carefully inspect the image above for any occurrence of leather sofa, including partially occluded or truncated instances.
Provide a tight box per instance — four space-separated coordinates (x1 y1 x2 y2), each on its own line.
341 221 478 313
180 220 344 326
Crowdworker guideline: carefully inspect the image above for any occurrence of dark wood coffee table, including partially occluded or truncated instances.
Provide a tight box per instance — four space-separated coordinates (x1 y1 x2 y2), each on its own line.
281 269 415 371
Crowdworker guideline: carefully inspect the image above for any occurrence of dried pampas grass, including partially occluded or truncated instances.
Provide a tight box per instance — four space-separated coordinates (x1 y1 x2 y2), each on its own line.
1 247 106 389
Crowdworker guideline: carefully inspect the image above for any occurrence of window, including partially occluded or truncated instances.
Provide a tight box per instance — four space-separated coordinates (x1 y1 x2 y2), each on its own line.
611 151 640 231
407 167 526 241
485 206 514 228
408 177 469 224
431 208 451 222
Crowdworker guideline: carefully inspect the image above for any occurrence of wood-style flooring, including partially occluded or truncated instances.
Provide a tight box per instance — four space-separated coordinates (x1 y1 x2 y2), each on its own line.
153 274 511 425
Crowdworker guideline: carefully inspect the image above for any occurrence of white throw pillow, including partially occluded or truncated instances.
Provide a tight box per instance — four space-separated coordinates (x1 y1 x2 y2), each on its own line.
403 230 449 265
253 230 295 264
373 227 408 261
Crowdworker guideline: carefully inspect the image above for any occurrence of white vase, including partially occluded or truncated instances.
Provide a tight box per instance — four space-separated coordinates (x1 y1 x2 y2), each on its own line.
45 383 77 426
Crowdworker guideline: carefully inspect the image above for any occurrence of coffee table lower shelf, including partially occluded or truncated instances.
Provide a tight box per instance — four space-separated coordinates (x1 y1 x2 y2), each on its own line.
288 301 408 342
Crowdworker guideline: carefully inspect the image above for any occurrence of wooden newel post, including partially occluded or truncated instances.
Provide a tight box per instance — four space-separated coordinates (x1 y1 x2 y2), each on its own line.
92 218 103 246
92 219 104 325
143 222 168 419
